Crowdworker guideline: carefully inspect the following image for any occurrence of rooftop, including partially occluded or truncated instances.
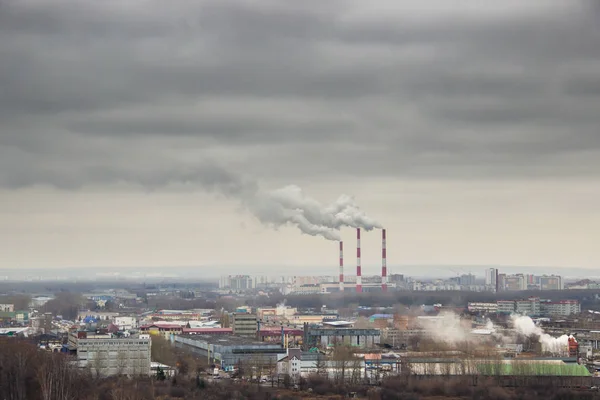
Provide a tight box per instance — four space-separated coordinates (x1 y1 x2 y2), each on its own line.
179 334 281 347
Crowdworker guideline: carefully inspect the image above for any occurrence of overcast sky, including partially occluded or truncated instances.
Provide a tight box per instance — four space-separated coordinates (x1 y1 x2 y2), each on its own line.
1 0 599 273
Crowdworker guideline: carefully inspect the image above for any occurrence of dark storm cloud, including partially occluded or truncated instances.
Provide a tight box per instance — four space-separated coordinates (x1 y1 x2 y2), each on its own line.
1 0 600 188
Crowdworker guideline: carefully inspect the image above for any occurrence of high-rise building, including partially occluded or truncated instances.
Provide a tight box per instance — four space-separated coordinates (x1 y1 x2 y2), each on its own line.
459 274 476 286
539 275 563 290
497 273 507 292
485 268 497 287
504 274 526 291
219 275 255 291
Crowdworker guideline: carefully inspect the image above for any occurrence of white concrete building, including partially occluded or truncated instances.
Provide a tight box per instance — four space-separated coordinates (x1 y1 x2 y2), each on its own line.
113 316 138 331
542 300 581 316
75 335 151 376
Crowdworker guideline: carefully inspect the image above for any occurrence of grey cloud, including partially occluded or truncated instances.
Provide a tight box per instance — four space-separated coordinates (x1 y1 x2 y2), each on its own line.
1 0 600 189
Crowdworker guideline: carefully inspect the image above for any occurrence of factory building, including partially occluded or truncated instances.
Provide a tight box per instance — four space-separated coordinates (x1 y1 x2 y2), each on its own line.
232 312 258 337
302 324 381 349
69 331 151 376
174 334 282 372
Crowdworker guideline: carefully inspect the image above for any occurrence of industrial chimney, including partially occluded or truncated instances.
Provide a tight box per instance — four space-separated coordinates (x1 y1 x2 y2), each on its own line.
381 229 387 292
356 228 362 293
339 241 344 292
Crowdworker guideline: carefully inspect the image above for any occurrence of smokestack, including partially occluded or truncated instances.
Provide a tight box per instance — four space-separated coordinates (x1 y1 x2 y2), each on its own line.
381 229 387 292
339 241 344 292
356 228 362 293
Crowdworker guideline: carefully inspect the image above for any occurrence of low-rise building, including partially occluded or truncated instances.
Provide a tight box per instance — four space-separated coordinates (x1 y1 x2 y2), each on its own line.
515 297 541 317
139 323 183 339
541 300 581 316
497 300 515 314
0 304 14 312
468 302 498 313
174 334 282 372
74 335 151 376
114 316 138 331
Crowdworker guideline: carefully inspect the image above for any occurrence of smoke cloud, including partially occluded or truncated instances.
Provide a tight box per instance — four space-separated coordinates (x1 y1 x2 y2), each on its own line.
247 185 382 241
511 315 572 355
417 313 476 344
416 313 573 355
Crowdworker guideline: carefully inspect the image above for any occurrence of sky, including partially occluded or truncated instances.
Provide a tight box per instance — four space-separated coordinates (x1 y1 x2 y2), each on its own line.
1 0 600 273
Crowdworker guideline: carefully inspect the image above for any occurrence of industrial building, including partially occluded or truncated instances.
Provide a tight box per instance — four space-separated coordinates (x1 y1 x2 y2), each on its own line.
174 334 282 372
302 324 381 349
69 331 151 376
232 312 258 337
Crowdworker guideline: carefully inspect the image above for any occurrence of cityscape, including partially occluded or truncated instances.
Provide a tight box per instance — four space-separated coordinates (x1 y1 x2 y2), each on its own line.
2 0 600 400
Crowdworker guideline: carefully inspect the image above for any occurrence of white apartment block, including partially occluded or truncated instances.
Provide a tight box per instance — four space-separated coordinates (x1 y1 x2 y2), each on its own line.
113 316 138 331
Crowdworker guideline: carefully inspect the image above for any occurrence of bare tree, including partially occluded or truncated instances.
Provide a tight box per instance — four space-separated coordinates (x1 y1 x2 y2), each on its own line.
37 353 76 400
92 350 107 378
116 350 129 376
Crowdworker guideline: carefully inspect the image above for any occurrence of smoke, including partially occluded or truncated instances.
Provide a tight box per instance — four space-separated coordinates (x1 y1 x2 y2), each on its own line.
417 312 475 344
243 184 381 241
14 155 382 241
156 162 382 241
244 185 381 240
511 315 572 354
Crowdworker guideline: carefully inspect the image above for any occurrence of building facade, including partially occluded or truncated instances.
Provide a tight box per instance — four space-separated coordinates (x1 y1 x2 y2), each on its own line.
539 275 563 291
75 336 151 376
0 304 14 312
485 269 497 288
232 312 258 337
541 300 581 316
515 297 541 316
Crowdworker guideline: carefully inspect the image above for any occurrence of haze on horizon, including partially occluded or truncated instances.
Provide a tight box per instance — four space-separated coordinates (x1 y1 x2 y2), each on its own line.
1 0 599 271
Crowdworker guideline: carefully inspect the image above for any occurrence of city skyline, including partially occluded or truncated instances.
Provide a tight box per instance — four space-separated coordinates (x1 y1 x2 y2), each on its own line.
2 1 600 270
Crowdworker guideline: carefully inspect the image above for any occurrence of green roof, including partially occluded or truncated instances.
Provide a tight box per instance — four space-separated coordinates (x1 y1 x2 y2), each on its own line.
477 362 590 377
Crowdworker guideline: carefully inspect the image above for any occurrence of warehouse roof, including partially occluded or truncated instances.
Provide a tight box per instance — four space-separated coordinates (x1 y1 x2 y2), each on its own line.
179 334 280 347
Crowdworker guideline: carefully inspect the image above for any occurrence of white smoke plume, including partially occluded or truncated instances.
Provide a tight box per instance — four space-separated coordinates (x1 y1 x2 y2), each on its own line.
511 315 572 354
244 184 382 241
417 312 475 344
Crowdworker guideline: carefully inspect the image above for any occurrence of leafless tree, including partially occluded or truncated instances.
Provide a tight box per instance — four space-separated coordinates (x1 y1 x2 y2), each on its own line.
37 353 76 400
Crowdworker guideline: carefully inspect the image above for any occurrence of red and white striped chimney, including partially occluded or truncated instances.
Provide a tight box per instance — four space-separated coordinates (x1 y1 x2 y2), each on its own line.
356 228 362 293
381 229 387 292
339 241 344 292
